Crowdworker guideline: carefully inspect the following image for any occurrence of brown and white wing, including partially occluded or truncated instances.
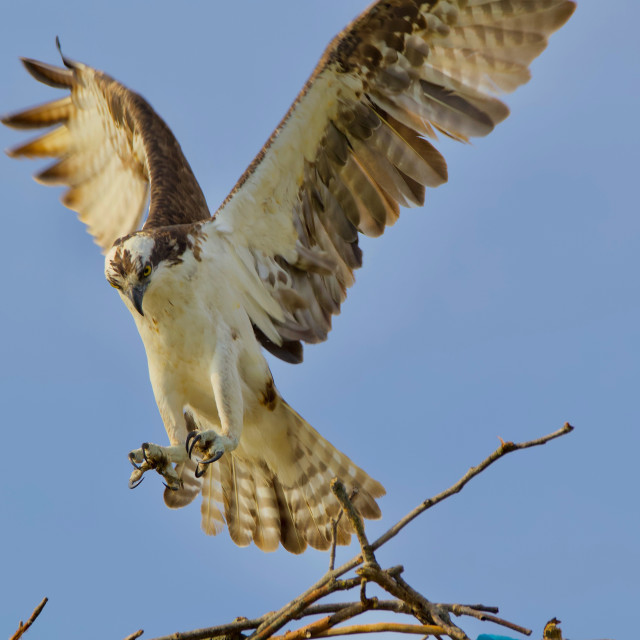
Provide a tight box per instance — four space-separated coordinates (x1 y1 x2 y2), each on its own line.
2 50 210 251
213 0 575 362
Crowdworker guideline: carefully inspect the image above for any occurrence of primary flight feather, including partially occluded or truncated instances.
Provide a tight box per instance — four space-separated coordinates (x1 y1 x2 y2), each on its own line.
2 0 575 552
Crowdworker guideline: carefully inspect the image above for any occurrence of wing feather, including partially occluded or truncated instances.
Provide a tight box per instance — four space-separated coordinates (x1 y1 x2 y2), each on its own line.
6 125 73 158
3 55 210 251
2 96 73 129
210 0 575 360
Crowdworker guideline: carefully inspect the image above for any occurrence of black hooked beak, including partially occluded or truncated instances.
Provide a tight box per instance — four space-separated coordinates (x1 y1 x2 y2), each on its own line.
127 283 148 316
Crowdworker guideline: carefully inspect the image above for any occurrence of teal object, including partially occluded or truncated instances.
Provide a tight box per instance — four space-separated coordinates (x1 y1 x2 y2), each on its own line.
477 635 519 640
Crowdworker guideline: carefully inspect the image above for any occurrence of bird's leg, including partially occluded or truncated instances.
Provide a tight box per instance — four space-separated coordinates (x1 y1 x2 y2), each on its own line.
184 327 243 477
128 442 187 490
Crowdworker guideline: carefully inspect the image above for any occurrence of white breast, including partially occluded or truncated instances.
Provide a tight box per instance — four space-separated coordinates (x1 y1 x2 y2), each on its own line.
124 240 273 439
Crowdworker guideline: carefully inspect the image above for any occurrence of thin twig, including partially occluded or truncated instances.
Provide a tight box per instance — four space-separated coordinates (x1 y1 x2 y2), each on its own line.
359 580 369 605
446 604 531 635
331 480 377 567
294 600 413 619
10 597 48 640
445 604 499 614
312 623 447 637
144 617 264 640
371 423 574 552
329 489 357 572
123 631 145 640
272 601 367 640
329 518 339 571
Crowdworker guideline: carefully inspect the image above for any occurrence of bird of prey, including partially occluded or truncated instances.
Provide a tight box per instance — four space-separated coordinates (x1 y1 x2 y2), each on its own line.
3 0 575 553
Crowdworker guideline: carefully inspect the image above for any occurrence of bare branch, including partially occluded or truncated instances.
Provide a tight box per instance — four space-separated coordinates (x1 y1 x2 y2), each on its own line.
270 603 363 640
252 577 363 640
445 604 531 636
295 600 413 619
123 631 145 640
313 623 447 637
329 518 339 572
331 480 376 567
329 488 357 572
143 617 263 640
9 597 48 640
356 566 467 640
141 424 574 640
247 424 572 640
447 604 499 614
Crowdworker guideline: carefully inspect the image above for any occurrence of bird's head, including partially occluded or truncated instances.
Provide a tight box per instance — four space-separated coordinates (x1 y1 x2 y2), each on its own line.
105 226 205 316
104 233 156 316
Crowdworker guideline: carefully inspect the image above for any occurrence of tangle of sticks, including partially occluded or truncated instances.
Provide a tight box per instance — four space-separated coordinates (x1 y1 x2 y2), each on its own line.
131 422 574 640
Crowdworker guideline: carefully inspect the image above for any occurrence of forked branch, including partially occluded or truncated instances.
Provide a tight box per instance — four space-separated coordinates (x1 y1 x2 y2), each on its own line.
131 422 573 640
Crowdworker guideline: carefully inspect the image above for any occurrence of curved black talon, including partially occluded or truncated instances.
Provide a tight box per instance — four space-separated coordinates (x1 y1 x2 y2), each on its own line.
195 451 224 478
163 481 179 491
186 432 201 459
129 475 144 489
201 450 224 465
141 442 151 464
128 451 141 470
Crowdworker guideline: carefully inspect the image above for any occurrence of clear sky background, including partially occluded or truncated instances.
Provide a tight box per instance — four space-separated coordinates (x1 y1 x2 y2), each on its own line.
1 2 637 640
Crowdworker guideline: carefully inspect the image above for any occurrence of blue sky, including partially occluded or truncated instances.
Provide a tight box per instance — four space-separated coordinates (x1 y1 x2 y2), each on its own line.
1 2 638 639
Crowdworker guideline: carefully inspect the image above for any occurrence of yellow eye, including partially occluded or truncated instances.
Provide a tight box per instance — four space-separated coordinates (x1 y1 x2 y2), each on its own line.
142 264 152 278
109 280 121 290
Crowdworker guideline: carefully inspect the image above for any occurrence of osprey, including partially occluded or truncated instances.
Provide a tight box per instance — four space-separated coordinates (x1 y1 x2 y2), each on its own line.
2 0 575 553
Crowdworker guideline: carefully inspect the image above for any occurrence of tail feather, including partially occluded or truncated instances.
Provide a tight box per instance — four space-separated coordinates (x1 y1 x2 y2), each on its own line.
284 483 332 550
222 456 257 547
272 477 307 553
253 466 283 552
200 461 226 536
352 488 382 521
197 399 384 553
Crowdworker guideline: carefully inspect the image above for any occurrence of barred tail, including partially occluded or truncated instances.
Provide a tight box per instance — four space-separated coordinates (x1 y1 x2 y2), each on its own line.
199 399 384 553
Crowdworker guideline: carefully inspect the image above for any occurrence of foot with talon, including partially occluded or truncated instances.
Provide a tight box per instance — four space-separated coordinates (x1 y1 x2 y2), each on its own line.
185 430 237 478
128 442 185 490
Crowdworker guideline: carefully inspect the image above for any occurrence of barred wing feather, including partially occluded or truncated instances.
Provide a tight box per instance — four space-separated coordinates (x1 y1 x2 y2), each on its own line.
213 0 575 361
2 52 210 250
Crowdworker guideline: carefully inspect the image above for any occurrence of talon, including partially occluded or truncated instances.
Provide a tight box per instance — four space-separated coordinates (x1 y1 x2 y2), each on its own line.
201 450 224 465
129 474 144 489
128 451 141 470
127 443 184 491
163 481 179 491
186 432 201 459
195 451 223 477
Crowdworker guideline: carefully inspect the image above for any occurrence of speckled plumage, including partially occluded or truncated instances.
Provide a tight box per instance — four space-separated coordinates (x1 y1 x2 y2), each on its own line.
2 0 575 552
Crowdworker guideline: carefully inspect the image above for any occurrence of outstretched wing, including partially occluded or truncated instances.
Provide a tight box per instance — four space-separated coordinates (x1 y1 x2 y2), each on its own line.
213 0 575 362
2 48 210 251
